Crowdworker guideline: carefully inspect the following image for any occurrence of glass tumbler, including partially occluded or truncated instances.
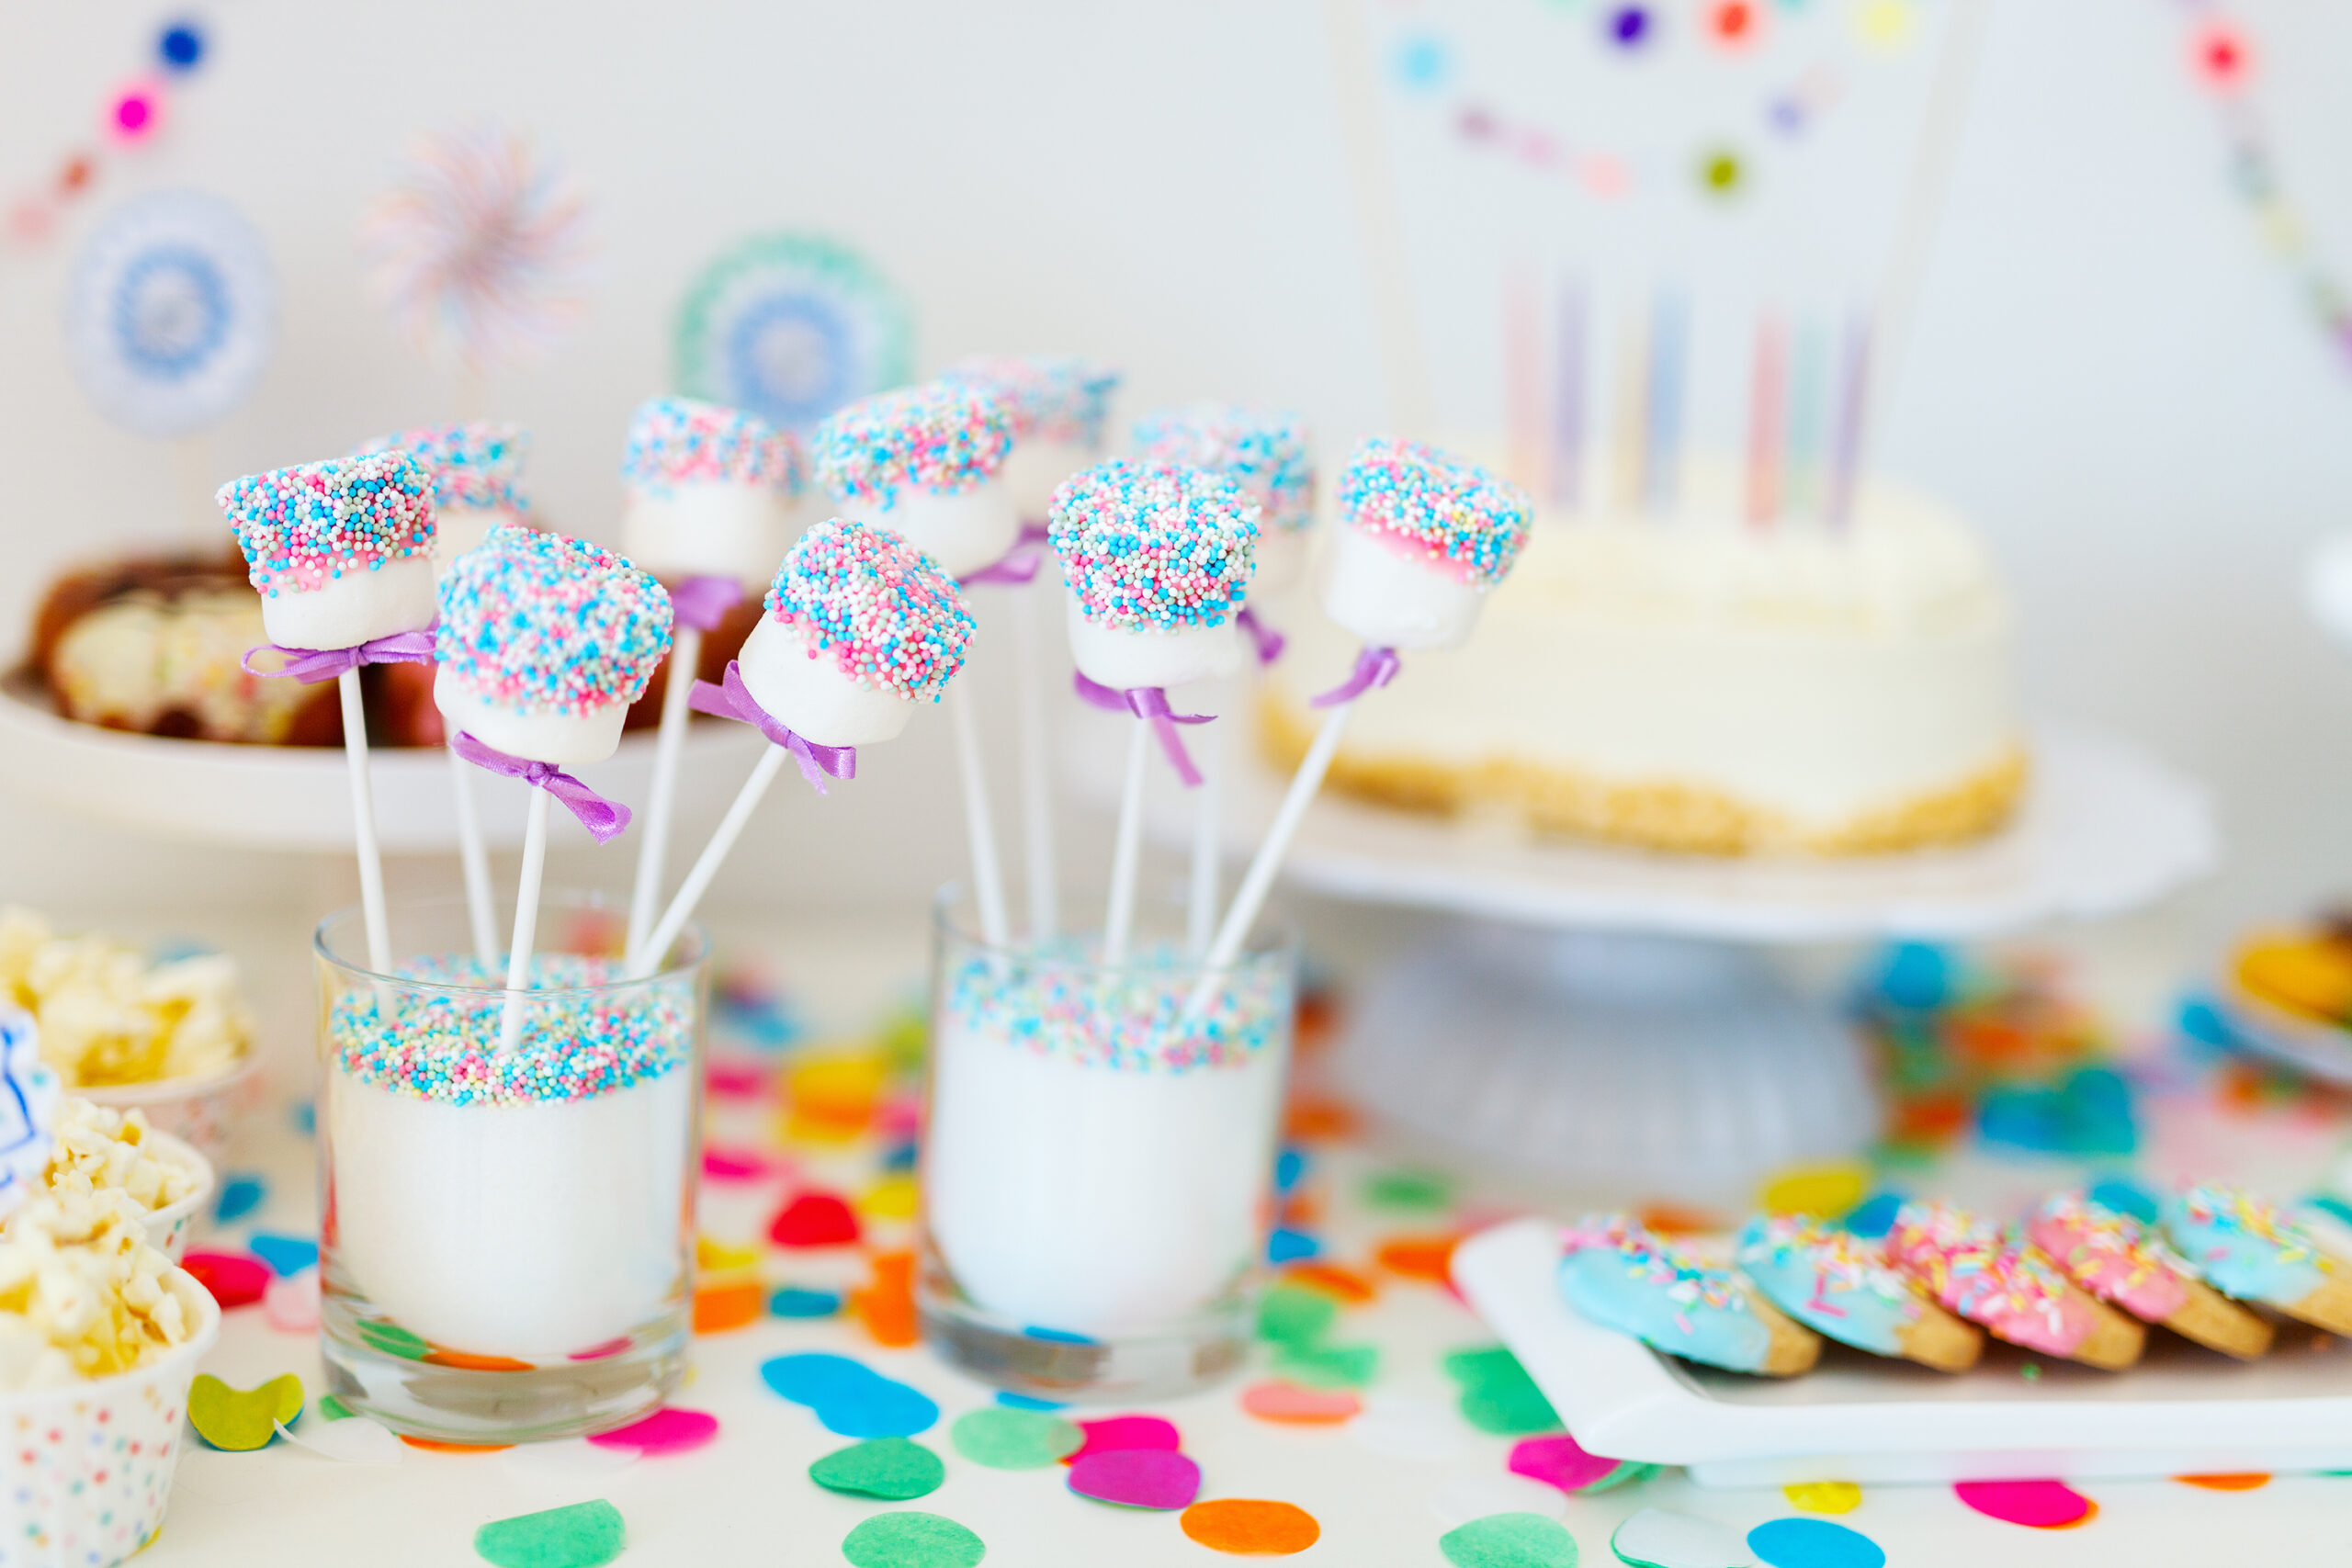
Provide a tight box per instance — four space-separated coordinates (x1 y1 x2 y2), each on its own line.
314 893 706 1443
918 889 1297 1402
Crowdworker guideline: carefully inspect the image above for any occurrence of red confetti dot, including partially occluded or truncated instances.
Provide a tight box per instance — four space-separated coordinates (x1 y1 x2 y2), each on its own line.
181 1250 270 1308
767 1190 861 1248
2193 22 2251 89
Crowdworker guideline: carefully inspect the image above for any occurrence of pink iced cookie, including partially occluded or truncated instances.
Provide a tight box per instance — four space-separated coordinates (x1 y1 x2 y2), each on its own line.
1884 1201 2143 1369
2030 1190 2273 1359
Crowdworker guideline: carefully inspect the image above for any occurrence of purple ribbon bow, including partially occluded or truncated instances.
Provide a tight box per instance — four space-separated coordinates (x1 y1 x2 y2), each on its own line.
1311 645 1401 708
669 574 744 632
956 540 1044 589
1072 671 1213 787
1235 605 1286 667
689 661 857 794
241 627 437 684
448 731 632 843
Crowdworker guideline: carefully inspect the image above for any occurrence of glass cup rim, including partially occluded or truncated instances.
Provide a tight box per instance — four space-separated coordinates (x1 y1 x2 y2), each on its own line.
313 889 709 997
930 882 1297 978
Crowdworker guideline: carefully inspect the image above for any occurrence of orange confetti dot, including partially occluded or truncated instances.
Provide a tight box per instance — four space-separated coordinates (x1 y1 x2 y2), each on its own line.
2043 1499 2099 1529
1283 1096 1359 1142
2177 1472 2270 1491
420 1349 534 1372
1635 1202 1729 1237
1241 1381 1362 1426
1375 1234 1460 1283
693 1280 765 1334
1283 1262 1377 1304
399 1435 513 1453
1181 1498 1321 1555
851 1249 919 1348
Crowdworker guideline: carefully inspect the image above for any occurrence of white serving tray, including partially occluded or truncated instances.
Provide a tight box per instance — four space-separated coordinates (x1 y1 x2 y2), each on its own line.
1451 1216 2352 1486
2214 977 2352 1089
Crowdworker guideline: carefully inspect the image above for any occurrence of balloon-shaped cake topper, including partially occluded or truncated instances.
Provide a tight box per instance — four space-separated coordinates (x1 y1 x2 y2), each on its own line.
360 124 591 376
359 421 530 576
814 380 1020 580
674 231 912 435
66 188 277 437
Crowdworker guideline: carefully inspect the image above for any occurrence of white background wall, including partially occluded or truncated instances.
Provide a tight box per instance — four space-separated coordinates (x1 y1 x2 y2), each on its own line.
3 0 2350 954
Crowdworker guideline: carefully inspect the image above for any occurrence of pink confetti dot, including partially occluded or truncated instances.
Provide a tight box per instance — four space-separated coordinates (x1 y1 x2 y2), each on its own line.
1953 1479 2092 1529
1069 1449 1202 1511
1064 1416 1181 1463
1509 1432 1625 1494
262 1270 321 1334
586 1406 718 1457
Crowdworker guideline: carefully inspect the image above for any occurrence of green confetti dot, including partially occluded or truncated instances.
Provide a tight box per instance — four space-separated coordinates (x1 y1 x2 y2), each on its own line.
949 1407 1083 1469
1440 1511 1579 1568
472 1500 626 1568
1256 1286 1338 1348
809 1437 946 1500
358 1318 430 1360
842 1511 986 1568
1273 1342 1380 1390
1365 1168 1456 1211
1443 1348 1563 1437
316 1393 356 1422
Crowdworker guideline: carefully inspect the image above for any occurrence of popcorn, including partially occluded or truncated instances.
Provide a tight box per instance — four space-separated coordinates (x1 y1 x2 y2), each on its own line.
0 1190 198 1388
0 908 253 1088
45 1100 196 1213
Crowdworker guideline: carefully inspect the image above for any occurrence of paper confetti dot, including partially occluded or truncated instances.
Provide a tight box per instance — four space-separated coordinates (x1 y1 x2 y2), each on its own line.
1510 1433 1651 1495
1759 1162 1870 1219
1257 1286 1338 1347
586 1407 718 1458
184 1249 271 1307
1747 1517 1884 1568
1440 1511 1579 1568
811 1437 946 1500
1611 1508 1746 1568
473 1499 626 1568
770 1190 862 1247
214 1173 266 1221
1366 1168 1455 1211
263 1269 321 1334
2177 1472 2269 1491
702 1145 783 1181
1182 1498 1322 1555
1283 1263 1377 1303
696 1235 761 1272
770 1286 842 1318
860 1173 920 1220
951 1406 1083 1468
695 1280 765 1334
841 1512 986 1568
1783 1483 1860 1514
247 1233 320 1277
1375 1234 1460 1282
1241 1382 1361 1426
190 1372 303 1451
761 1352 939 1438
402 1436 514 1454
1351 1394 1467 1461
852 1250 920 1348
1066 1415 1181 1462
1838 1194 1902 1239
997 1392 1066 1411
359 1318 430 1359
1273 1341 1379 1390
1069 1449 1203 1511
1951 1480 2090 1529
1434 1476 1571 1529
1267 1227 1321 1264
1443 1348 1562 1436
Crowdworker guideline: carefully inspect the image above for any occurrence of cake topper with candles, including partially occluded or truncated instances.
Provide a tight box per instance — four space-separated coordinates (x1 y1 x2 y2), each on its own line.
222 450 440 976
628 518 976 977
616 396 811 967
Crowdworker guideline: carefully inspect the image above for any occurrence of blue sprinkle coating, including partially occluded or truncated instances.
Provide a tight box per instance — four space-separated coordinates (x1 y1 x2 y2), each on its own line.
359 421 528 513
763 517 975 703
621 396 806 494
947 940 1285 1073
812 381 1013 507
218 450 436 598
1339 437 1532 590
942 355 1122 447
1131 404 1314 533
1047 458 1258 632
435 524 673 716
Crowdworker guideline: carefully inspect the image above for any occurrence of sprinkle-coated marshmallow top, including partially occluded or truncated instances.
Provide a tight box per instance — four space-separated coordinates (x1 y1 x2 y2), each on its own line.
435 523 673 716
219 449 436 597
1131 404 1314 533
763 517 975 704
942 355 1121 447
1047 458 1258 633
622 396 807 494
1338 436 1531 589
812 381 1014 507
360 421 528 513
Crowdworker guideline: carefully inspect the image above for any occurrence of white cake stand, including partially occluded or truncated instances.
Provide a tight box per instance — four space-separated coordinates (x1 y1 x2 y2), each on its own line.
1078 719 2216 1199
0 670 765 852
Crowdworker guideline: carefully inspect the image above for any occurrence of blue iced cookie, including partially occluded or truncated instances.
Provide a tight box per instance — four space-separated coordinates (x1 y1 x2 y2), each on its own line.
1558 1214 1819 1377
1736 1213 1982 1371
2165 1181 2352 1334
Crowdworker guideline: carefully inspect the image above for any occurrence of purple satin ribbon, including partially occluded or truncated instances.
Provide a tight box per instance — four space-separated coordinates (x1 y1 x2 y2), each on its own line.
689 661 857 794
241 627 437 684
448 731 632 843
956 540 1043 588
1311 645 1401 708
1235 605 1286 667
669 574 743 632
1072 671 1213 788
1017 521 1051 546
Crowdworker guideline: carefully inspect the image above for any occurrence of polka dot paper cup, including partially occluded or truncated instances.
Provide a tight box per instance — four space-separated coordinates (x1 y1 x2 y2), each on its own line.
0 1280 220 1567
135 1129 216 1262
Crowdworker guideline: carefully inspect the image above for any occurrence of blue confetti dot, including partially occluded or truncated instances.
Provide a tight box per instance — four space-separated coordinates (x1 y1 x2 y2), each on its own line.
881 1140 919 1172
158 22 205 71
2175 995 2234 1052
213 1174 265 1223
1268 1227 1321 1265
760 1352 938 1438
1748 1517 1884 1568
1023 1325 1093 1345
1392 32 1452 90
1841 1191 1905 1239
1274 1145 1307 1195
996 1392 1067 1411
290 1101 316 1136
2087 1179 2160 1224
247 1233 319 1278
769 1286 842 1319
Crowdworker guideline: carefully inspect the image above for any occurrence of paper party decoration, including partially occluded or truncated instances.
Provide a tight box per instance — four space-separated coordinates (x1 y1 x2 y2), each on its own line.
674 231 912 434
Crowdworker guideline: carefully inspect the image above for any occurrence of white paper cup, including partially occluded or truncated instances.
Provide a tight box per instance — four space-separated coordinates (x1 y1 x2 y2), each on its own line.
134 1130 216 1262
79 1055 263 1174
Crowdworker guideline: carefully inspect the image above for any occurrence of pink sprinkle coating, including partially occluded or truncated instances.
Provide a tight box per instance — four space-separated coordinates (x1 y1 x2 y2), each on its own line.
621 396 807 494
359 421 527 513
1885 1201 2094 1357
2027 1191 2194 1324
763 517 975 704
813 381 1013 507
435 523 673 716
1339 437 1531 589
1047 458 1258 632
218 450 436 597
1130 403 1315 533
942 355 1121 447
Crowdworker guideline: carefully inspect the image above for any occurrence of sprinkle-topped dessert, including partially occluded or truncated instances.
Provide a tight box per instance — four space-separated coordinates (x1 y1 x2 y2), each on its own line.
944 942 1283 1074
762 518 974 704
2165 1181 2352 1336
1339 438 1531 590
1557 1213 1819 1376
814 382 1014 508
1885 1200 2143 1368
1131 405 1314 534
218 450 436 599
435 524 673 719
622 396 806 496
943 355 1121 448
2031 1189 2273 1359
1049 459 1259 634
1736 1213 1979 1371
362 421 528 514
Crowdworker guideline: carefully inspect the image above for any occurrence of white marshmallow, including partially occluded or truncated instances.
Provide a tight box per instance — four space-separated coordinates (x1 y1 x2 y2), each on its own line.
1066 595 1248 692
1252 525 1313 598
431 504 527 579
835 473 1019 580
260 557 439 651
433 665 629 767
621 482 802 590
735 615 915 748
1001 435 1095 524
1318 525 1489 651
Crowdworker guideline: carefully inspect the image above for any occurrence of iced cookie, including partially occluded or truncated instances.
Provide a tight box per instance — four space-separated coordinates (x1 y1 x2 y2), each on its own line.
1884 1201 2144 1369
2030 1190 2272 1359
2165 1181 2352 1337
1558 1214 1820 1377
1736 1213 1982 1372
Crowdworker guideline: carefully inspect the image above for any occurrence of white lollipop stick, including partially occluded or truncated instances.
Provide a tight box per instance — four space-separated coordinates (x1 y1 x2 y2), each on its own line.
626 623 703 964
631 744 787 981
1187 677 1227 957
946 683 1012 949
336 671 393 976
498 785 550 1052
447 742 496 966
1102 719 1152 966
1012 581 1058 942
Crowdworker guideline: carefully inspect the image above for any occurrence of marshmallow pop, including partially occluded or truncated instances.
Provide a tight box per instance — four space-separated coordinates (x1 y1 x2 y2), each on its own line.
1131 404 1315 596
942 355 1122 524
618 396 808 591
813 381 1018 579
1323 436 1532 652
361 422 530 574
220 449 438 653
